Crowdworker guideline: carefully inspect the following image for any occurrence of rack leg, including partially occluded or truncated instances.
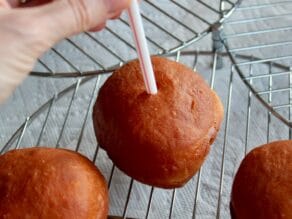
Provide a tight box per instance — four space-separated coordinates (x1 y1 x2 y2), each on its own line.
212 23 225 70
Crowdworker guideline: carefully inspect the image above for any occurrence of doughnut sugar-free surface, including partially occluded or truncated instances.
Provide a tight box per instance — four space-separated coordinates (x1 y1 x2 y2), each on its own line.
0 147 108 219
93 57 224 188
231 140 292 219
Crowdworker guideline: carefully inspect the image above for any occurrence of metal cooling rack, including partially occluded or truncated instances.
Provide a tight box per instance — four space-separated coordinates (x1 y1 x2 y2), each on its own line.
3 1 292 218
31 0 240 77
2 48 290 218
222 0 292 127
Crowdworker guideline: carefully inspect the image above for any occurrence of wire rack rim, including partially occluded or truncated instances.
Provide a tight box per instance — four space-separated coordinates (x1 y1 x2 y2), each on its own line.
30 50 230 78
224 41 292 128
29 0 242 78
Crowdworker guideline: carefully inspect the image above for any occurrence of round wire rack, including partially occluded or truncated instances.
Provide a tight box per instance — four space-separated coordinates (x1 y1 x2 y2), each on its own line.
2 48 290 218
31 0 240 77
222 0 292 127
3 1 292 218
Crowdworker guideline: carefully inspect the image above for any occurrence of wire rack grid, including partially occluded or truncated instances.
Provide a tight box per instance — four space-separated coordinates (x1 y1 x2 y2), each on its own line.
31 0 240 77
2 1 292 218
222 0 292 127
1 47 290 218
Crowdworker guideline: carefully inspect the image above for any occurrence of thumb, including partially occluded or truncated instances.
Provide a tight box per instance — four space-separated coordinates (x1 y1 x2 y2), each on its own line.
31 0 131 44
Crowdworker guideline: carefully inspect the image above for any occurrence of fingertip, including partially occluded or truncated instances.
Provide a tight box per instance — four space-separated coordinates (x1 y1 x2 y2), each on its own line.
110 12 122 20
126 0 132 7
106 0 131 13
89 22 107 32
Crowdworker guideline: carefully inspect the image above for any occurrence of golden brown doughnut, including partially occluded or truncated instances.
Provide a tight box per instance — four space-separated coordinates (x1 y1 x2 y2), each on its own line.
231 140 292 219
93 57 224 188
0 147 108 219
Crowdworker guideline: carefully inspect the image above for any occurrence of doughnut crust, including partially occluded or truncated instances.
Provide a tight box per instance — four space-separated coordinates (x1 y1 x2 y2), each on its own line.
0 147 108 219
231 140 292 219
93 57 224 188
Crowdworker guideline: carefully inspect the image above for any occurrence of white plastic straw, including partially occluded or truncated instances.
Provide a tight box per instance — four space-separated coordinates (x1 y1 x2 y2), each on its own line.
127 0 158 94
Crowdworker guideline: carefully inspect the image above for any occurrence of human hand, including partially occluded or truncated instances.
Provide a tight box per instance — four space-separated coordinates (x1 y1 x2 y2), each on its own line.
0 0 131 103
